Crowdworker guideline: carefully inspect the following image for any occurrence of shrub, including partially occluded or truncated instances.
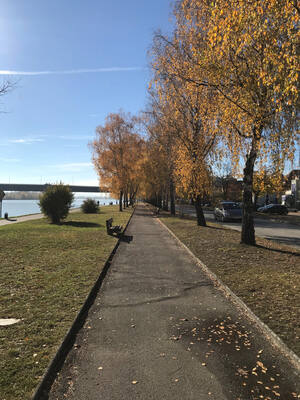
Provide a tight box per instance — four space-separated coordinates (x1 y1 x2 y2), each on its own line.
81 198 100 214
39 183 74 224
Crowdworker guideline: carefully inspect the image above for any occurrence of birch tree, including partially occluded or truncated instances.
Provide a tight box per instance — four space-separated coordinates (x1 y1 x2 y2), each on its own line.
153 0 299 244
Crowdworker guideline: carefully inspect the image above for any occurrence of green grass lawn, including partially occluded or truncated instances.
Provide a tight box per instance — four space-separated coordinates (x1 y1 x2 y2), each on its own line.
160 214 300 358
0 206 132 400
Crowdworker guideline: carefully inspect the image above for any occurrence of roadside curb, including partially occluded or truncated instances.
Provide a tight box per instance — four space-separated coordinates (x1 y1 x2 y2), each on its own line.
155 216 300 375
254 212 300 227
32 207 136 400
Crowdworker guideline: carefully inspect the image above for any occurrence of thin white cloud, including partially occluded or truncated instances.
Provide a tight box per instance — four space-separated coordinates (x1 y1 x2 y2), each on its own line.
0 67 144 76
51 162 93 172
58 135 92 141
8 138 44 144
0 157 20 162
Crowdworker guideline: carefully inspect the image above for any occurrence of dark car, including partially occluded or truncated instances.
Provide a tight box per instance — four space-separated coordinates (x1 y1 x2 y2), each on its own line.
257 204 288 215
214 201 242 222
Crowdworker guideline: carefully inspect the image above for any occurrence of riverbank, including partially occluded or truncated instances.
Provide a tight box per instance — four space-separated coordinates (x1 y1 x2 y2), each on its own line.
1 197 116 218
0 206 132 400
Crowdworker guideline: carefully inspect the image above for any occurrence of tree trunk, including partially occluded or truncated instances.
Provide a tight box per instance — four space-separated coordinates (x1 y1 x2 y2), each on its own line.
163 189 169 211
125 192 129 208
123 191 126 209
170 177 176 216
195 195 206 226
241 138 257 245
253 192 259 211
119 190 123 212
166 191 169 211
129 194 134 207
156 193 162 209
265 193 269 205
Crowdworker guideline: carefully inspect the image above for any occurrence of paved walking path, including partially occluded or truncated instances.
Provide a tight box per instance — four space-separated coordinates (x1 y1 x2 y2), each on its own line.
0 208 81 227
49 205 300 400
0 212 44 226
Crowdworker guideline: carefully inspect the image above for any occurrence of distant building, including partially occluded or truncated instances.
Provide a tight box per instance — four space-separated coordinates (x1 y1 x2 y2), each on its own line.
282 169 300 209
213 176 243 202
227 178 243 201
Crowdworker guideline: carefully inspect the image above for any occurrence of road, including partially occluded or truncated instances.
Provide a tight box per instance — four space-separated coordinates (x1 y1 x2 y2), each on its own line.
176 205 300 250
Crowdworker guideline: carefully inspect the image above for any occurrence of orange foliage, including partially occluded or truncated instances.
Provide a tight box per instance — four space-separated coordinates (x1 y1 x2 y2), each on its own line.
90 112 145 208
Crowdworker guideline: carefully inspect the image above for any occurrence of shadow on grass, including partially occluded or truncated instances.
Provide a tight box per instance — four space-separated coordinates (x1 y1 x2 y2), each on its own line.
256 243 300 257
63 221 102 228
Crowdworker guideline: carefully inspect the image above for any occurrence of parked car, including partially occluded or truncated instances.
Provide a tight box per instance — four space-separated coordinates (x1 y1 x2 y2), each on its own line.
257 204 288 215
214 201 242 222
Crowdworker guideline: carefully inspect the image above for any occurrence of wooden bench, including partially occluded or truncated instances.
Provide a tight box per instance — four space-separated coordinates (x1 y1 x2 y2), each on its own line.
106 218 123 236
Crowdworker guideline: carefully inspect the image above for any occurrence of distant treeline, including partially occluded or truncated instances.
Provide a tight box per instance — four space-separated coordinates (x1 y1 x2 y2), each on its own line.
4 191 41 200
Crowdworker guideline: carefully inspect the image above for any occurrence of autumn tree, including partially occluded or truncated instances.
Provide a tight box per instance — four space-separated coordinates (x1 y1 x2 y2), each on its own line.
123 131 145 207
153 0 299 244
90 112 144 211
142 92 179 214
149 32 222 226
139 133 170 209
253 166 285 209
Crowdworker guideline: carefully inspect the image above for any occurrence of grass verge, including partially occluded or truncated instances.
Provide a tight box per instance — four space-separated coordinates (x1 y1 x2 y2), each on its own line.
160 213 300 357
0 206 132 400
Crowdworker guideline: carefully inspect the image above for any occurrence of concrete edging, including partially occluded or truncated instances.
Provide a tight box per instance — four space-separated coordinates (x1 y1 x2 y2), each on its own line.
32 207 136 400
155 215 300 374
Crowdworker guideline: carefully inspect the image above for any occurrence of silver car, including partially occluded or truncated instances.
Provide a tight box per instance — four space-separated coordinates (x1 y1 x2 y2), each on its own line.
214 201 242 222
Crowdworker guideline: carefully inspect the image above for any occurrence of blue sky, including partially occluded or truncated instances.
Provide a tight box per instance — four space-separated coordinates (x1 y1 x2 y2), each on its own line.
0 0 173 186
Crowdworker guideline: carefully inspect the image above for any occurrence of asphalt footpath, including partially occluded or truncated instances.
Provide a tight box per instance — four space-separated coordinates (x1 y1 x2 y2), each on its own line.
49 204 300 400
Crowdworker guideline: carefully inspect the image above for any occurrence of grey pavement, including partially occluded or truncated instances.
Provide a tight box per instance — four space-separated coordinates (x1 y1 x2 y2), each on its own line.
49 204 299 400
0 212 44 226
0 208 81 227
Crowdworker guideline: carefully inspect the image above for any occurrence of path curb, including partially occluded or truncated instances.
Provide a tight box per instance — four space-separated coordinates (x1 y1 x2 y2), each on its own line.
155 216 300 375
32 208 136 400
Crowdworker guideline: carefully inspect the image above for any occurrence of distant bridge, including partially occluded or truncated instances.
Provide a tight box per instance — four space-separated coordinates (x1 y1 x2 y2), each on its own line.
0 183 109 193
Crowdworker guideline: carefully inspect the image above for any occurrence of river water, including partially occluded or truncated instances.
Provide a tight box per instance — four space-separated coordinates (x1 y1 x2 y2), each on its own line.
1 194 117 217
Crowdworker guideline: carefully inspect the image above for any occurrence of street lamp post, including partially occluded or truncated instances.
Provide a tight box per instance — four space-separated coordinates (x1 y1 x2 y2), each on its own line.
0 190 5 218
